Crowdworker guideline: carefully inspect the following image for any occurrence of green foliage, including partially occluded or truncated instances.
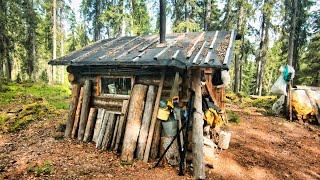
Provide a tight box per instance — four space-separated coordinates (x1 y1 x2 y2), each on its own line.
227 110 241 124
28 160 54 176
0 83 70 109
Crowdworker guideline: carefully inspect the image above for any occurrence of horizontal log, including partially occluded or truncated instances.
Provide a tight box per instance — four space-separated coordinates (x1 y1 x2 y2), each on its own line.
92 99 123 107
94 94 130 100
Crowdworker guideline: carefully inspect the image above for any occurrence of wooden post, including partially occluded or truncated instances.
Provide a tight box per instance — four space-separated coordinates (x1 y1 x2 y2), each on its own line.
150 120 162 159
110 115 120 150
64 84 81 138
92 109 105 142
102 113 116 150
143 71 165 162
71 87 84 138
96 112 109 149
114 100 129 151
121 84 148 164
83 108 98 142
192 68 205 179
78 79 92 141
136 85 156 160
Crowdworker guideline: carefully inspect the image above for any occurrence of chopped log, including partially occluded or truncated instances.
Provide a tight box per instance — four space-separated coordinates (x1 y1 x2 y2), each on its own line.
150 120 162 159
68 73 76 83
136 85 156 160
192 68 205 179
96 112 110 149
64 84 81 138
114 100 130 151
83 108 98 142
92 109 105 142
77 80 92 141
305 90 320 124
121 84 148 164
143 71 165 162
110 115 120 150
102 113 116 150
96 76 101 95
71 87 84 138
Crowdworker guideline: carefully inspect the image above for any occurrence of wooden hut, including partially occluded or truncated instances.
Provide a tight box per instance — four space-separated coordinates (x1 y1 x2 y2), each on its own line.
49 31 238 179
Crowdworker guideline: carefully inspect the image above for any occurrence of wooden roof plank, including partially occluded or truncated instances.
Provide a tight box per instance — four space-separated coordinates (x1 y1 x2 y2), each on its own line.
209 31 219 49
187 32 205 58
192 41 206 64
223 30 235 65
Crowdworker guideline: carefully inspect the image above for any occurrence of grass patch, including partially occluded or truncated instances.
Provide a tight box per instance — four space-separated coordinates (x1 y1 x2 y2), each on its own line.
0 83 70 109
28 160 54 176
227 110 241 124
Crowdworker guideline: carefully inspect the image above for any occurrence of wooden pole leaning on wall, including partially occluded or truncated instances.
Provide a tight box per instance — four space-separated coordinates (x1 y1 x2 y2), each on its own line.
77 79 92 141
136 85 156 160
121 84 148 164
64 84 81 138
71 87 84 138
192 68 205 179
143 71 165 163
83 108 98 142
114 100 130 152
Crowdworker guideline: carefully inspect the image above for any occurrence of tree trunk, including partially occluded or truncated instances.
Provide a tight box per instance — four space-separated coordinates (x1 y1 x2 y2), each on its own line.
65 84 81 138
77 80 92 141
121 84 148 164
204 0 211 31
192 68 205 179
136 85 156 160
286 0 297 121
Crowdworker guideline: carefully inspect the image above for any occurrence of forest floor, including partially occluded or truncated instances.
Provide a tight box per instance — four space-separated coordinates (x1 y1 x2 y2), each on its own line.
0 83 320 179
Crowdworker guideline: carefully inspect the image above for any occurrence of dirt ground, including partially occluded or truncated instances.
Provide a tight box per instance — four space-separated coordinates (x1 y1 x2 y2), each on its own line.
1 104 319 179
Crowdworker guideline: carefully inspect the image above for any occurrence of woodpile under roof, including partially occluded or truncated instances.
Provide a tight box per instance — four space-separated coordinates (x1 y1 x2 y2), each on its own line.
49 31 237 70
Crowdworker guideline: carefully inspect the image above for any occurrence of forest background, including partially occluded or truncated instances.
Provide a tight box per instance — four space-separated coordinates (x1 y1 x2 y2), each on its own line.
0 0 319 96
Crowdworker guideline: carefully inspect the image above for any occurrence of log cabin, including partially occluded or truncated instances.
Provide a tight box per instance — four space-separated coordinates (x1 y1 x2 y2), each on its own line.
49 30 238 179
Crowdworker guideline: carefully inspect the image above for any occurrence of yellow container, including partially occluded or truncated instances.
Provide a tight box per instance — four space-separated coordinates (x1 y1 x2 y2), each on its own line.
157 108 170 121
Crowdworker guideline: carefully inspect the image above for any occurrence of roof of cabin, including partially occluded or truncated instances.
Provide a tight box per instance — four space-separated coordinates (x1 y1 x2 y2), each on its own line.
49 31 237 70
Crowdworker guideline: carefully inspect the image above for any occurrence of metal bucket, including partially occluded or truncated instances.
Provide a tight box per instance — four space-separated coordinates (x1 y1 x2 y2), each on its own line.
161 115 177 137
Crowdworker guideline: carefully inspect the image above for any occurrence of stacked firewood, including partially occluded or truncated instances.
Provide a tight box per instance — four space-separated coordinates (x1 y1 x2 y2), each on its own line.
64 76 165 164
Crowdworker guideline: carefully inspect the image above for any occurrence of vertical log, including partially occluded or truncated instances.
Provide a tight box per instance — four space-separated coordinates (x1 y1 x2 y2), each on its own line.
121 84 148 164
78 80 92 141
83 108 98 142
96 112 110 149
136 85 156 160
102 113 116 150
192 68 205 179
114 100 129 151
65 84 81 138
110 115 120 150
71 87 84 138
92 109 105 143
143 71 165 162
150 120 162 159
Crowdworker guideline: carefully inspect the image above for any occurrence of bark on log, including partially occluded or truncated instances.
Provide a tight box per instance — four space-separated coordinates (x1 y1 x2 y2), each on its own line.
92 109 105 143
95 94 130 100
68 73 75 83
65 84 81 138
96 112 110 149
92 98 123 107
192 68 205 179
120 84 148 164
83 108 98 142
110 115 120 150
102 113 116 150
150 119 162 159
136 85 156 160
71 87 84 138
114 100 130 152
78 80 92 141
143 71 165 162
